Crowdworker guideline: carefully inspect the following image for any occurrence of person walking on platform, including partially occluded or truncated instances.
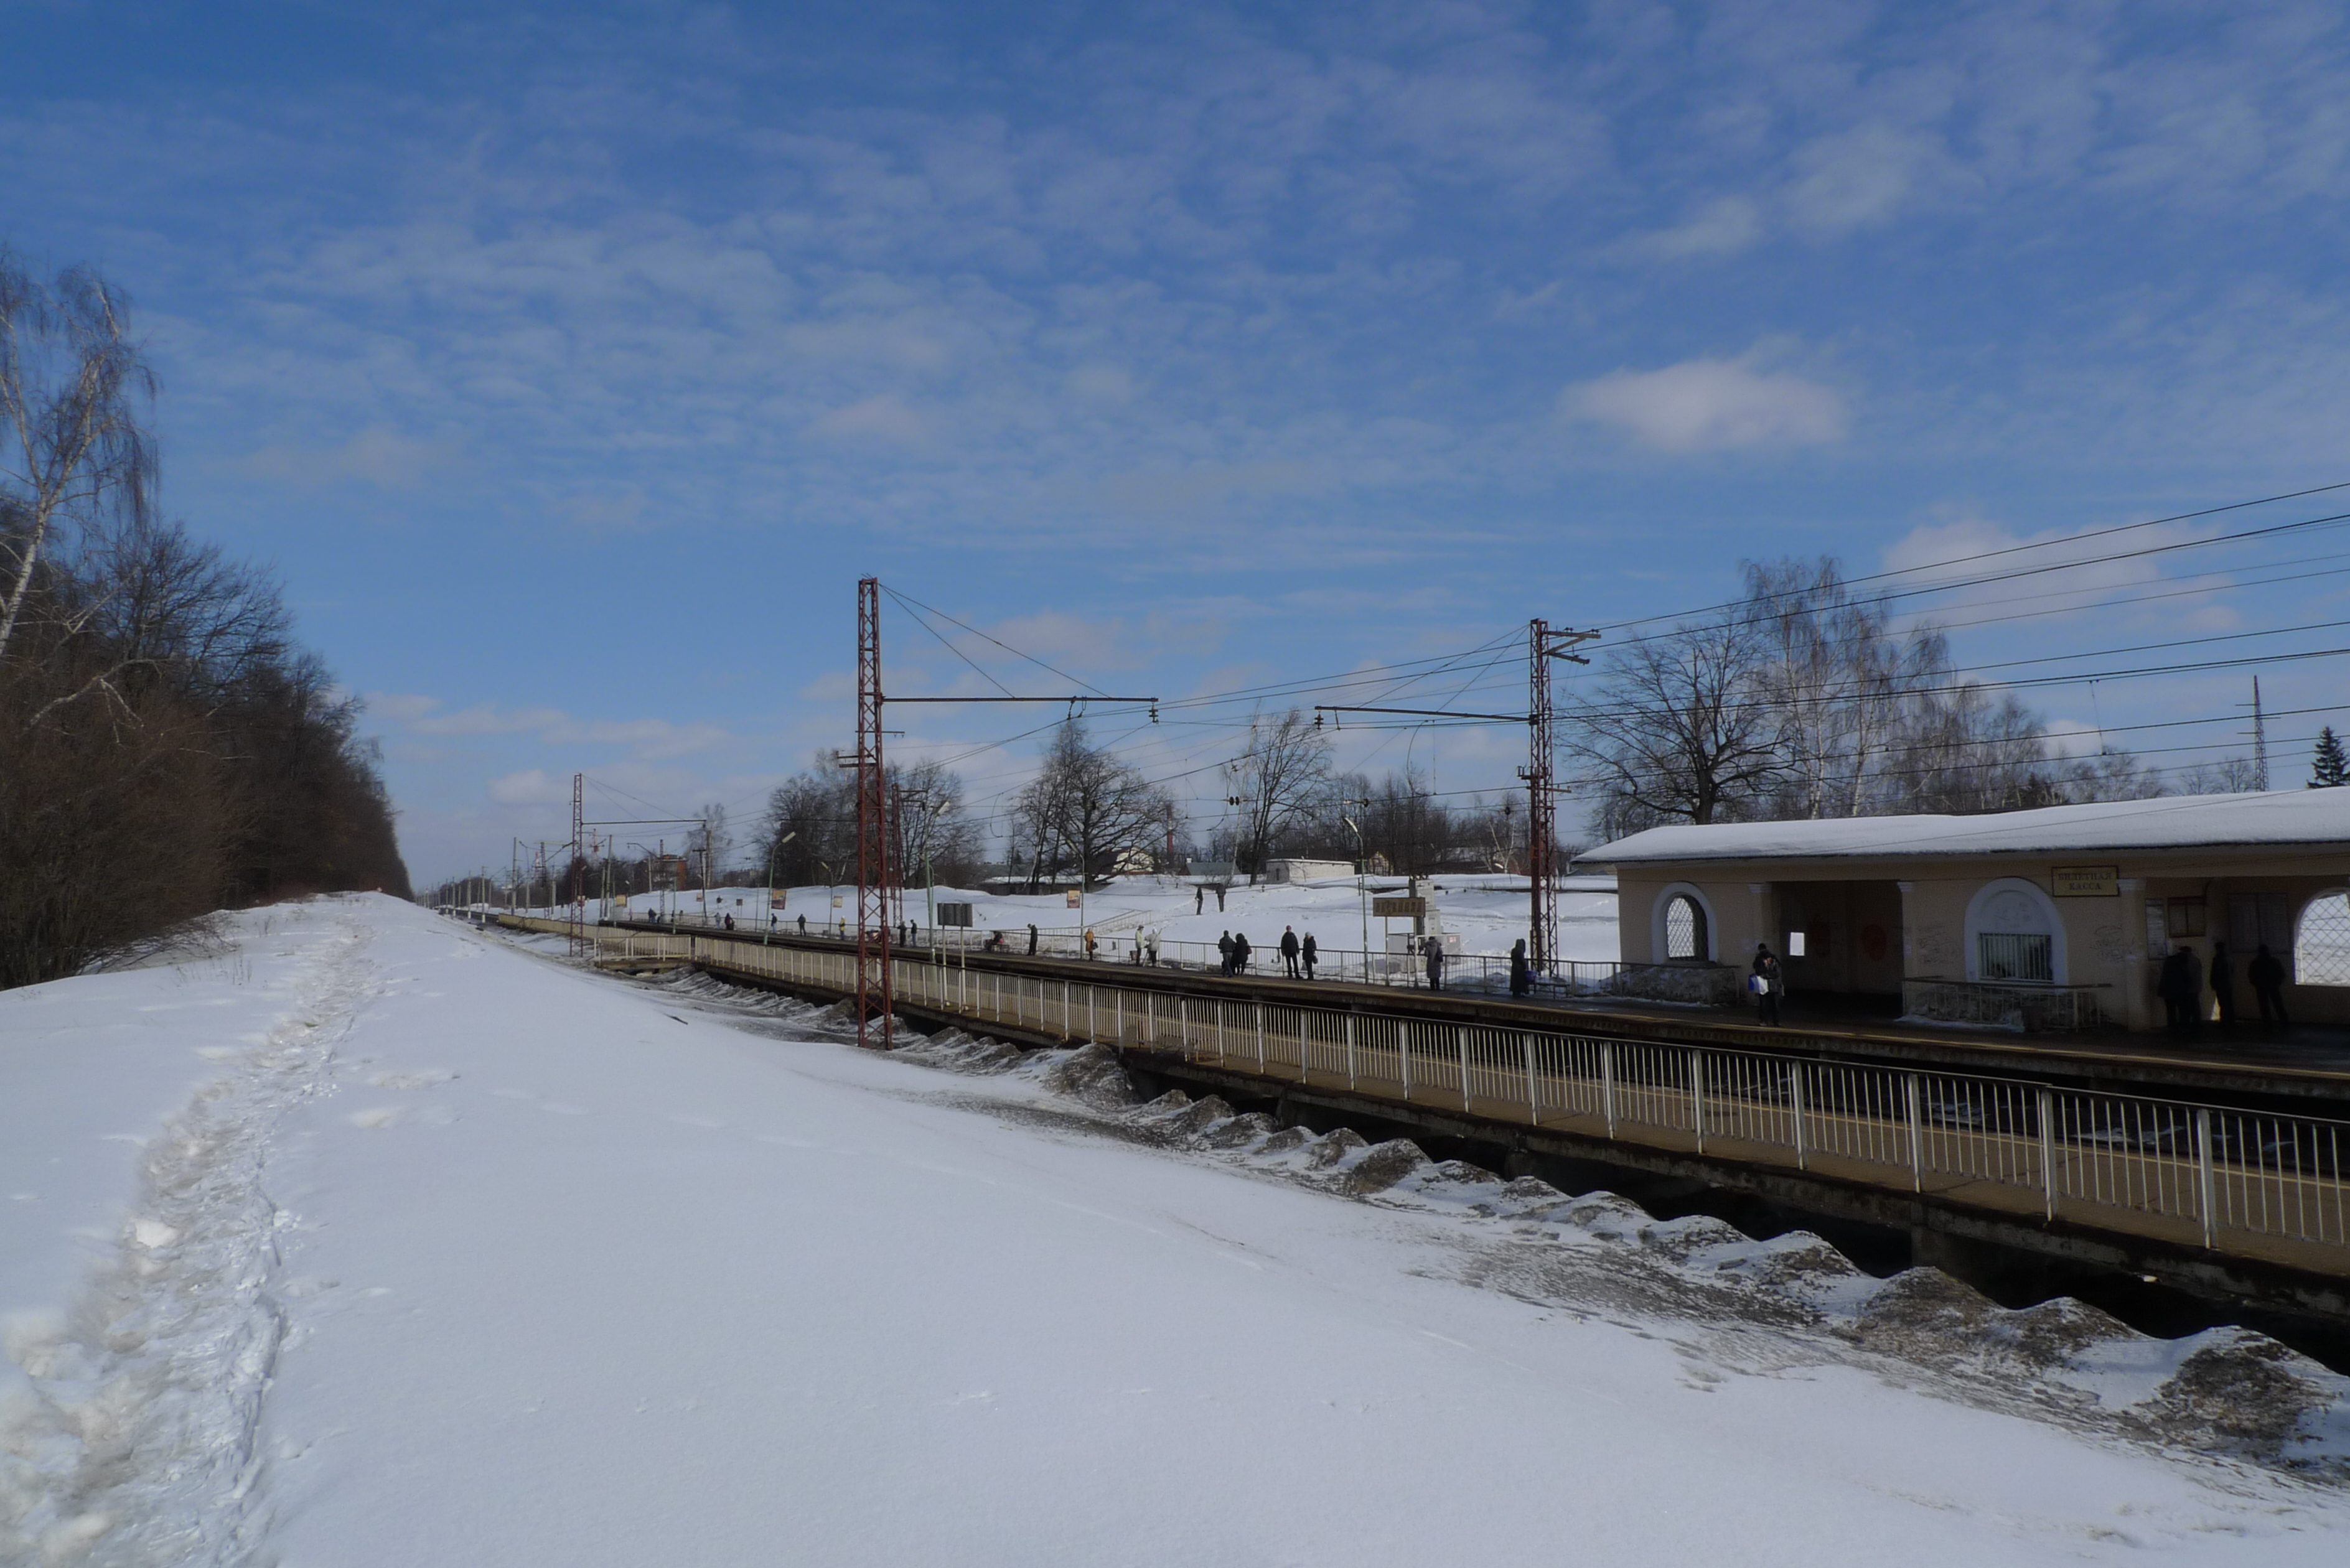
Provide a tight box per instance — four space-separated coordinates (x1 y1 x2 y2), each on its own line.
1509 938 1532 997
1280 926 1301 979
1217 931 1234 974
1751 944 1784 1027
1027 923 1038 956
2209 940 2237 1035
1084 929 1098 961
1146 930 1161 966
797 914 806 936
1423 936 1445 992
2249 943 2290 1030
1301 932 1318 980
1232 931 1252 975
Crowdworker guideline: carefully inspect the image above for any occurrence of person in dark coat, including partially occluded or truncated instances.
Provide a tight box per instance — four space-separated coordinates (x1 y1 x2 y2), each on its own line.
1751 945 1784 1026
797 913 807 936
1217 931 1234 974
2209 940 2236 1035
1301 932 1318 980
1026 923 1038 956
1424 936 1445 992
1280 926 1301 979
1215 885 1227 912
2156 946 2194 1037
1509 938 1532 997
2248 943 2290 1030
1233 931 1252 973
1196 885 1204 915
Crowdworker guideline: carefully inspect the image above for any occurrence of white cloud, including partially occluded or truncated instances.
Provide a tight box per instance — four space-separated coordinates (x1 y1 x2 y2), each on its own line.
1624 196 1764 259
364 691 441 723
412 704 570 737
810 393 930 444
1562 357 1848 452
1783 123 1957 234
488 768 561 806
241 425 461 489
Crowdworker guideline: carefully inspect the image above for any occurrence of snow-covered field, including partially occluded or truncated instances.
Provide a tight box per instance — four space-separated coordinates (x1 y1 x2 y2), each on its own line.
540 872 1622 964
5 894 2349 1566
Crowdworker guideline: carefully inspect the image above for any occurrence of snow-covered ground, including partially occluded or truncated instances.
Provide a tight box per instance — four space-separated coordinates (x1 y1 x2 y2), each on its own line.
527 872 1623 964
6 894 2349 1566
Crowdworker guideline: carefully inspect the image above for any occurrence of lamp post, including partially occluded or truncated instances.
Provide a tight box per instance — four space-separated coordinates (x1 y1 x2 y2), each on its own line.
1343 812 1370 984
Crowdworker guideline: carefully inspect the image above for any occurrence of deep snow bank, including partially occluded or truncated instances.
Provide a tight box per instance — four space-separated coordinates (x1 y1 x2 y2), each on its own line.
4 896 2349 1567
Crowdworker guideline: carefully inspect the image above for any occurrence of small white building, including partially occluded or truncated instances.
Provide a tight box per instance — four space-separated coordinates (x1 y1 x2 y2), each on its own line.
1583 790 2350 1033
1261 858 1359 884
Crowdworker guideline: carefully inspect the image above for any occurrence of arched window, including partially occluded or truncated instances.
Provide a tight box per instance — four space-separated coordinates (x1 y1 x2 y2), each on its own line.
1664 894 1708 961
2297 892 2350 987
1965 879 2063 984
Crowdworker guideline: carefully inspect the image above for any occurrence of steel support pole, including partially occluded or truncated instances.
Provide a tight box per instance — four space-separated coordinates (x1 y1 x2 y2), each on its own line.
1906 1073 1925 1192
1690 1046 1705 1155
1523 1033 1538 1126
1789 1062 1808 1170
1600 1042 1619 1136
2195 1107 2217 1248
2038 1086 2059 1221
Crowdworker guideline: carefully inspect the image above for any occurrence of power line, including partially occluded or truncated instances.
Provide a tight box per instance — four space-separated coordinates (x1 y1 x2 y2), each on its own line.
1593 479 2350 637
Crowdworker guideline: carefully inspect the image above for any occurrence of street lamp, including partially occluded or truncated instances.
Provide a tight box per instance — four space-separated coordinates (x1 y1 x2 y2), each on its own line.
1343 813 1370 983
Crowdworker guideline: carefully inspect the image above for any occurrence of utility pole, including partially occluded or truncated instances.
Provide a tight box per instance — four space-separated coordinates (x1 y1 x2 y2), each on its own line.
1523 618 1598 976
854 578 893 1048
2252 676 2271 791
571 773 587 956
1318 617 1595 978
852 581 1158 1042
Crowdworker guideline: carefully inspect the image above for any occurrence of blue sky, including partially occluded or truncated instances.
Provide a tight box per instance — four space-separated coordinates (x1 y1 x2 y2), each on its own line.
6 0 2349 881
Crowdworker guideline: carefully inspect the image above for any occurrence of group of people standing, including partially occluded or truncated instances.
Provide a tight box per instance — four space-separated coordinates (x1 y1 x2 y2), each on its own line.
1214 925 1324 979
2158 941 2290 1038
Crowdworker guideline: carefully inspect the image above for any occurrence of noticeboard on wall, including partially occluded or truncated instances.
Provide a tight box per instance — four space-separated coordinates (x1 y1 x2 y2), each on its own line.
2051 865 2118 897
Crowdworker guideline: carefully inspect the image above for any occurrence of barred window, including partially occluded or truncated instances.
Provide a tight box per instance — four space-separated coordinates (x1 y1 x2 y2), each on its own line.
1664 895 1707 961
2297 893 2350 987
1977 931 2053 984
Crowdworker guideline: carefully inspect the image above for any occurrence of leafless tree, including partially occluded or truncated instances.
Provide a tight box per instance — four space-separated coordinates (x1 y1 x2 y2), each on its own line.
0 253 157 662
1220 707 1331 878
1013 719 1170 888
1568 614 1784 826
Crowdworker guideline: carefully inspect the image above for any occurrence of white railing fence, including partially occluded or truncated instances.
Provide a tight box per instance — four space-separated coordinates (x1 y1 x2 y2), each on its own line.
492 914 2350 1272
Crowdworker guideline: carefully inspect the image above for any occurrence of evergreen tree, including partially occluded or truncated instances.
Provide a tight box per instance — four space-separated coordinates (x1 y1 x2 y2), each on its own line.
2312 726 2349 788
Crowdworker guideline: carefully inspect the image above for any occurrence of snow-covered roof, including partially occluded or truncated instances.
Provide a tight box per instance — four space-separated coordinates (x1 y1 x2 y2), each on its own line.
1581 789 2350 867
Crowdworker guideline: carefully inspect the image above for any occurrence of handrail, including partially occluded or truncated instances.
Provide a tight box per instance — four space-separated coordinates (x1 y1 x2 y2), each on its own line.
483 913 2350 1277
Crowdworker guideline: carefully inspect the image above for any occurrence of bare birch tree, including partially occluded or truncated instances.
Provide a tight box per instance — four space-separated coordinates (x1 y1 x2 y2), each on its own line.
0 253 157 662
1221 707 1332 877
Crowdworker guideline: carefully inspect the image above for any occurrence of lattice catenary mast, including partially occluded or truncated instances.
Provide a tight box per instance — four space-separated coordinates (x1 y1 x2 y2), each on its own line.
853 577 893 1048
1522 619 1598 974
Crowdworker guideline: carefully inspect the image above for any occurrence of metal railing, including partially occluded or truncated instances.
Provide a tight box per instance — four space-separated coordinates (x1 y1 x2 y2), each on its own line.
1901 978 2107 1033
490 914 2350 1277
586 908 1629 995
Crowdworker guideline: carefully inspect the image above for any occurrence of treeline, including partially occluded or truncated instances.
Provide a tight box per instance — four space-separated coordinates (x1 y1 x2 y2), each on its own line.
1570 558 2168 833
1 257 408 987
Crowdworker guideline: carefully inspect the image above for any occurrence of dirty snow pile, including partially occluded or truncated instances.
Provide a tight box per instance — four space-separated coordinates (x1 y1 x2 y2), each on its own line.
2 896 2347 1567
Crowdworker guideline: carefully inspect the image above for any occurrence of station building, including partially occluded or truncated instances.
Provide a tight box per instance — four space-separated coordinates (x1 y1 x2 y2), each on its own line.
1581 790 2350 1032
